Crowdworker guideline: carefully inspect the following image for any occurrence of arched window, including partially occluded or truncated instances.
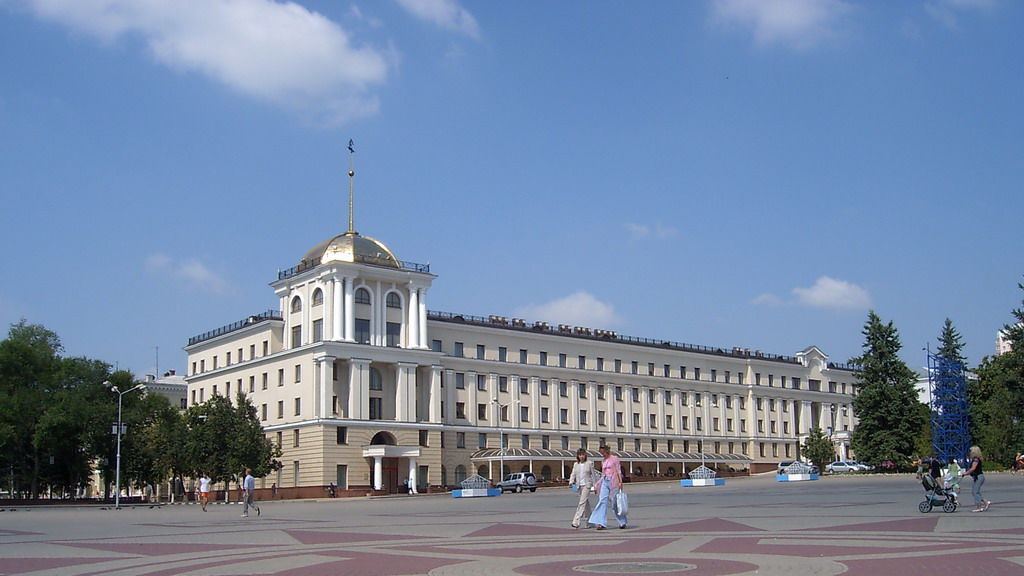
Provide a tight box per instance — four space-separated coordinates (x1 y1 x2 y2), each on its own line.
355 288 371 304
386 292 401 308
520 465 529 473
441 466 447 487
540 465 552 481
369 367 383 391
312 288 323 306
454 465 467 484
477 465 488 478
290 296 302 313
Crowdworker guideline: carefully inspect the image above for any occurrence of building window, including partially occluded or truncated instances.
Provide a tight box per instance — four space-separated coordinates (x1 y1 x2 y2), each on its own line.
277 400 284 419
456 432 465 448
226 351 232 365
454 342 464 357
369 368 383 391
386 292 401 308
520 406 529 422
541 407 550 423
455 373 465 389
498 347 507 362
456 402 466 419
499 376 508 392
598 411 606 426
648 389 656 403
631 388 639 403
519 377 529 394
386 322 401 347
290 296 302 313
478 403 488 421
579 355 586 369
711 369 717 382
477 374 487 391
579 410 588 425
312 288 323 306
520 349 528 363
616 412 624 427
539 351 548 365
337 426 347 444
562 436 570 450
694 367 701 381
540 380 549 395
477 344 485 360
478 433 488 449
649 414 657 428
633 413 641 427
615 386 623 401
559 381 568 397
597 357 604 371
293 429 300 447
666 415 673 429
521 434 530 449
648 362 655 376
542 435 550 449
369 397 382 420
431 339 442 352
614 359 621 372
631 361 638 374
355 288 371 304
560 409 569 424
291 326 302 348
578 383 587 398
597 385 605 400
294 397 301 415
419 429 429 447
249 375 255 393
294 364 302 383
261 403 267 421
355 319 370 344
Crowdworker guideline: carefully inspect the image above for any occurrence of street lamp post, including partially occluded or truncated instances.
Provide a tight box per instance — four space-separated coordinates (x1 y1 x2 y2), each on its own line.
491 397 519 482
109 381 145 509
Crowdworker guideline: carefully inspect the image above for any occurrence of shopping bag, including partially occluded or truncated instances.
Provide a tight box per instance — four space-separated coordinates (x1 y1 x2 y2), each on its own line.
614 490 629 516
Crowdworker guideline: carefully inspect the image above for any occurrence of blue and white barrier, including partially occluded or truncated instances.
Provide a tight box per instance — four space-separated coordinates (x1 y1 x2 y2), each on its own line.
680 478 725 487
451 488 501 498
776 473 819 482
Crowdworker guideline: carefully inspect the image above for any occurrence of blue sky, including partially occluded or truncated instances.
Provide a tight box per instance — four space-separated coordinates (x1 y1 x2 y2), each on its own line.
1 0 1020 379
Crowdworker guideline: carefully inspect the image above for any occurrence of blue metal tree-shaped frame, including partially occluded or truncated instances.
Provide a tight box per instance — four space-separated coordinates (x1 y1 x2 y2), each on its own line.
928 352 970 464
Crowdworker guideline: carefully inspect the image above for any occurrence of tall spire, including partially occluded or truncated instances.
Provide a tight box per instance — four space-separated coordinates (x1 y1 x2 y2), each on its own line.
346 139 357 235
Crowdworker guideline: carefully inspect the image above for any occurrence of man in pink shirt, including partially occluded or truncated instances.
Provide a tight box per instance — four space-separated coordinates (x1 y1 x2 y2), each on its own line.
588 445 627 529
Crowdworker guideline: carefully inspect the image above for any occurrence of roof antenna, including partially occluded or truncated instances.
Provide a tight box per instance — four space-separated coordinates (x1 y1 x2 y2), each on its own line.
346 139 357 236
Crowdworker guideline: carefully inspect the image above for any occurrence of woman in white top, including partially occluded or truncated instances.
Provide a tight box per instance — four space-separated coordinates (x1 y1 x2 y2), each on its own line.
198 474 212 512
568 448 597 529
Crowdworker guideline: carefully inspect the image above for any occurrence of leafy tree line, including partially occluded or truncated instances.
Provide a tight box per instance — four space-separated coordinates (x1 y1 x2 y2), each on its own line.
848 277 1024 469
0 320 280 500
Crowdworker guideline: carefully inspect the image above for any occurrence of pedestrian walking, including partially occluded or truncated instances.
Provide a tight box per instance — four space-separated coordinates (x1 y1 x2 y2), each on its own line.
588 445 627 530
198 473 212 512
568 448 596 529
241 468 261 518
963 446 989 512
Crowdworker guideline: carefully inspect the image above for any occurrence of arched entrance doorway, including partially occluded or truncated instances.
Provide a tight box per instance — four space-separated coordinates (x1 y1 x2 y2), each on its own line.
362 433 421 494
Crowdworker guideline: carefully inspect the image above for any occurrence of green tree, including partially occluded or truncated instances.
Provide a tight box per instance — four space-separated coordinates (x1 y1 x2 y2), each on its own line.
801 427 835 472
970 280 1024 465
184 393 281 499
936 318 967 366
0 321 64 498
850 311 926 466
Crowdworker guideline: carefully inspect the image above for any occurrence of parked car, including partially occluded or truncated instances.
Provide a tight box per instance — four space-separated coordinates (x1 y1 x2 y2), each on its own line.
849 461 874 471
826 461 861 473
497 472 537 493
777 461 819 475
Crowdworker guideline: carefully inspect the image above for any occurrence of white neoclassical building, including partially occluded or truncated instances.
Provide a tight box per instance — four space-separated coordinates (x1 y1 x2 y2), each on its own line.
184 155 857 495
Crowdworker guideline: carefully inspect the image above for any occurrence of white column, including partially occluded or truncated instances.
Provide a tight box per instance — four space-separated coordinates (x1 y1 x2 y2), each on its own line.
656 388 665 436
408 288 420 349
590 381 599 433
373 456 383 490
429 365 442 423
800 401 812 435
396 362 418 422
467 371 478 426
301 287 310 345
444 369 456 425
348 358 370 420
641 387 651 434
408 457 418 494
317 356 335 418
344 280 355 342
332 278 343 341
418 288 428 350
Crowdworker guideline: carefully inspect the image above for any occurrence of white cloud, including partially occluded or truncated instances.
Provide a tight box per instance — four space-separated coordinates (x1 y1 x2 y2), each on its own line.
792 276 871 309
13 0 389 124
394 0 480 39
625 222 678 239
513 291 622 329
924 0 996 29
753 276 871 310
146 253 229 293
710 0 852 49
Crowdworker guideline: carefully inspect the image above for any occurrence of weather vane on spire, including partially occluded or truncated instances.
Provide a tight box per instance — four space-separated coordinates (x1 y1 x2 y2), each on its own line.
346 139 356 235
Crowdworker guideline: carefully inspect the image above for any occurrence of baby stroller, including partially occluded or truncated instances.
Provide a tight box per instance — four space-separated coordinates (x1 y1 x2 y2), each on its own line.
918 474 958 513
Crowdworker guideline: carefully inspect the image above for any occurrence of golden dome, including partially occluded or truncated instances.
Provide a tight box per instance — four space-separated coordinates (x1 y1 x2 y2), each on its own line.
302 232 401 269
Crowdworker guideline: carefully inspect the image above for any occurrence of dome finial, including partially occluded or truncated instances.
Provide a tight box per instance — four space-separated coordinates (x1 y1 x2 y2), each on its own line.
346 139 357 235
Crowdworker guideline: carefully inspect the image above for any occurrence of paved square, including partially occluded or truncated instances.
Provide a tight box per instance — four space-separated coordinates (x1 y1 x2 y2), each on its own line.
1 474 1021 575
